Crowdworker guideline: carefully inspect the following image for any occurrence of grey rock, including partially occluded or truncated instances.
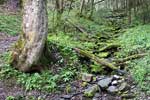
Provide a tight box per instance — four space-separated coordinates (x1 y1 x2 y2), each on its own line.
61 95 72 99
0 93 6 100
107 86 118 94
118 79 125 83
118 82 128 91
96 76 105 81
94 93 101 98
0 88 4 94
84 84 99 97
92 97 99 100
82 73 93 82
111 80 118 85
97 77 112 89
113 75 120 80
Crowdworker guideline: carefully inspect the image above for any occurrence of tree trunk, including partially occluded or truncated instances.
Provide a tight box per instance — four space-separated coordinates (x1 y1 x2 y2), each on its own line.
55 0 64 28
89 0 95 18
11 0 48 72
80 0 85 15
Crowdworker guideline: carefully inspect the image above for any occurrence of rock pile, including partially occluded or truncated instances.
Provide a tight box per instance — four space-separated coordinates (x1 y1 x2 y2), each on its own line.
59 73 135 100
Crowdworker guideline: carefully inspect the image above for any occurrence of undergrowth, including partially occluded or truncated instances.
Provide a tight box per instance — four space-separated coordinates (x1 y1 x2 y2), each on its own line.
117 24 150 91
0 32 86 92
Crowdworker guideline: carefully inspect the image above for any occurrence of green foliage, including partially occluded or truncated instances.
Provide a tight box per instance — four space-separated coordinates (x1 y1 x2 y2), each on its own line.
17 71 59 91
60 68 76 82
0 0 5 4
117 24 150 91
6 96 15 100
47 32 94 49
117 24 150 58
1 52 12 63
129 55 150 90
0 32 82 92
0 13 21 35
91 63 103 73
0 64 71 92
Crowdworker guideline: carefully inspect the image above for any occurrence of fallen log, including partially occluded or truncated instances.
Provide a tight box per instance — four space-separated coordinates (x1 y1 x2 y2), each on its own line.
113 53 147 63
99 43 120 52
74 48 118 70
66 19 92 34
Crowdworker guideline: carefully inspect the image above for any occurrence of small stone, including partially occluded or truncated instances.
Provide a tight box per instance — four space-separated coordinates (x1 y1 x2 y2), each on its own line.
107 86 118 94
81 82 88 87
84 84 99 97
92 97 99 100
82 73 93 82
96 76 105 81
118 79 125 83
61 95 72 99
0 88 4 93
94 93 101 98
111 80 118 85
118 82 128 91
0 93 6 100
121 93 136 99
97 77 112 89
113 75 120 80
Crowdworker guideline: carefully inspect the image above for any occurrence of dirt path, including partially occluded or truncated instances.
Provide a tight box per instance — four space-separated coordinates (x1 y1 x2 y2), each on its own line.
0 32 18 54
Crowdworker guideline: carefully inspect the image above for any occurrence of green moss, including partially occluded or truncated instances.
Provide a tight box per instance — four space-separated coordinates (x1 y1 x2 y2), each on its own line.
98 52 109 58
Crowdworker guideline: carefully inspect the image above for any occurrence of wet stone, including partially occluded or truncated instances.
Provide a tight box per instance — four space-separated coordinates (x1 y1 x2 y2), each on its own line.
94 93 101 98
111 80 118 86
92 97 99 100
113 75 120 80
0 88 4 94
61 95 72 99
0 93 6 100
84 84 99 97
107 86 119 94
82 73 93 82
97 77 112 89
118 82 128 91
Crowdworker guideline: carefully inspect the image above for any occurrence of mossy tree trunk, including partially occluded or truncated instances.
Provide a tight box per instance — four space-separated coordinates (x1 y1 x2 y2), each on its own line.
11 0 48 72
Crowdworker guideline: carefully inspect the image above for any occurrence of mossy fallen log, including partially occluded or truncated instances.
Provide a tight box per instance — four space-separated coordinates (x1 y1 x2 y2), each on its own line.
97 52 110 58
99 43 120 52
113 53 147 63
74 48 118 70
66 19 93 34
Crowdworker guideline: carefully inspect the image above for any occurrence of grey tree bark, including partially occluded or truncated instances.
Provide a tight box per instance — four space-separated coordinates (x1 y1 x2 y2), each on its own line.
11 0 48 72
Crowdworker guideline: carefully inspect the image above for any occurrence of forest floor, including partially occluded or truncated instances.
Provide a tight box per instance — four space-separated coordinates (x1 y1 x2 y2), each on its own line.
0 9 150 99
0 31 149 100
